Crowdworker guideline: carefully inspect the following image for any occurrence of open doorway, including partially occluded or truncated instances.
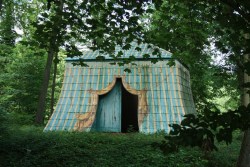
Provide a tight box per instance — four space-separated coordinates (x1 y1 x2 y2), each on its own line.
119 79 139 133
93 78 139 133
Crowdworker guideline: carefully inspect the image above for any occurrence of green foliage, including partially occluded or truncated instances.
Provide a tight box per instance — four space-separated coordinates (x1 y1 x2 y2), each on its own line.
159 104 250 154
31 0 163 124
208 131 242 167
212 95 239 112
0 0 16 46
0 124 242 167
144 0 240 110
0 108 8 137
164 148 208 167
0 0 16 75
0 44 46 114
6 112 34 127
0 129 204 167
144 2 249 163
15 0 46 38
206 1 250 107
32 0 155 61
210 0 250 59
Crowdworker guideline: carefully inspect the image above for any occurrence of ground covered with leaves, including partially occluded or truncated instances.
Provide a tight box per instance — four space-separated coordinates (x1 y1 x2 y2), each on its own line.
0 123 242 167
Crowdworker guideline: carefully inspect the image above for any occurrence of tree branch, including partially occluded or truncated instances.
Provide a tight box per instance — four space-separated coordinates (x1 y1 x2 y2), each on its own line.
219 0 250 25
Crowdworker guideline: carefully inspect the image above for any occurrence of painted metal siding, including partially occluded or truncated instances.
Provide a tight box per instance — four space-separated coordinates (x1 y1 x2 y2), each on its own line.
44 59 196 133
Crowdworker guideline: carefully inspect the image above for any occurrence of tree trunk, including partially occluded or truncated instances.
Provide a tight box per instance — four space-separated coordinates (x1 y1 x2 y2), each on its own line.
0 0 3 14
237 54 250 167
35 0 64 124
50 52 58 116
238 130 250 167
35 47 55 124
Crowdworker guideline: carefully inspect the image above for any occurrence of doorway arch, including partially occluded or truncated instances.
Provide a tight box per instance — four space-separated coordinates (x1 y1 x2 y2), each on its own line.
74 75 148 132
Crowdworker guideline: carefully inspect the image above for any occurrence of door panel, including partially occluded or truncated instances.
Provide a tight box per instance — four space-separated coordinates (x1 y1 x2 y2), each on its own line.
94 80 122 132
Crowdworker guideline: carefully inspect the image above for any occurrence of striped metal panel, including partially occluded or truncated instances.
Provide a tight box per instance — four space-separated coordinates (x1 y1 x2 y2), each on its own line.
44 59 196 133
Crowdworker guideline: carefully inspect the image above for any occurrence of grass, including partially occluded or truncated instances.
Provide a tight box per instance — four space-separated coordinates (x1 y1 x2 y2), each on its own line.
0 125 242 167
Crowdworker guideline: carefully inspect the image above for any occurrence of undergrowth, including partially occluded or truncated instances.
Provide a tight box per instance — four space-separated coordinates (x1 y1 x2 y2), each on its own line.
0 112 242 167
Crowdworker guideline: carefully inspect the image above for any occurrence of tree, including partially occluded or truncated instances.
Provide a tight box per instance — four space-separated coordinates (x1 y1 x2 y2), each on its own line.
0 0 16 108
0 0 16 69
33 0 152 123
34 0 64 124
0 44 47 114
145 1 250 166
146 0 241 110
0 0 51 118
0 0 16 46
206 1 250 166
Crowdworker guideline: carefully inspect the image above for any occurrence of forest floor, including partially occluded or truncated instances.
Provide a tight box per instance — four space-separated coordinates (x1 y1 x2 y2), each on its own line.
0 114 242 167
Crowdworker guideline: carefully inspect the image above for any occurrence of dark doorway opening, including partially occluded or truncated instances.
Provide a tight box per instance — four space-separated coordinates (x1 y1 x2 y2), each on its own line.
118 79 139 133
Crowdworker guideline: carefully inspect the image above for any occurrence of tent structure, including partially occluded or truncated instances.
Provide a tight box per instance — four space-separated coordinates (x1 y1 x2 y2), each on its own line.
44 43 196 133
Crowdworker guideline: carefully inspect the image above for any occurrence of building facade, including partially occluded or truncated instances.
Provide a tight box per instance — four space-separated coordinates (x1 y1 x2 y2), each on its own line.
44 43 195 133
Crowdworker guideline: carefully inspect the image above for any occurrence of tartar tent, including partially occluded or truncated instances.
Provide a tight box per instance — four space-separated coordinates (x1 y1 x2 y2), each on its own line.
44 43 195 133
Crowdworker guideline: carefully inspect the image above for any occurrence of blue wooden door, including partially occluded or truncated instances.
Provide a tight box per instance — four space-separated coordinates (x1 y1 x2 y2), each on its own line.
93 80 122 132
